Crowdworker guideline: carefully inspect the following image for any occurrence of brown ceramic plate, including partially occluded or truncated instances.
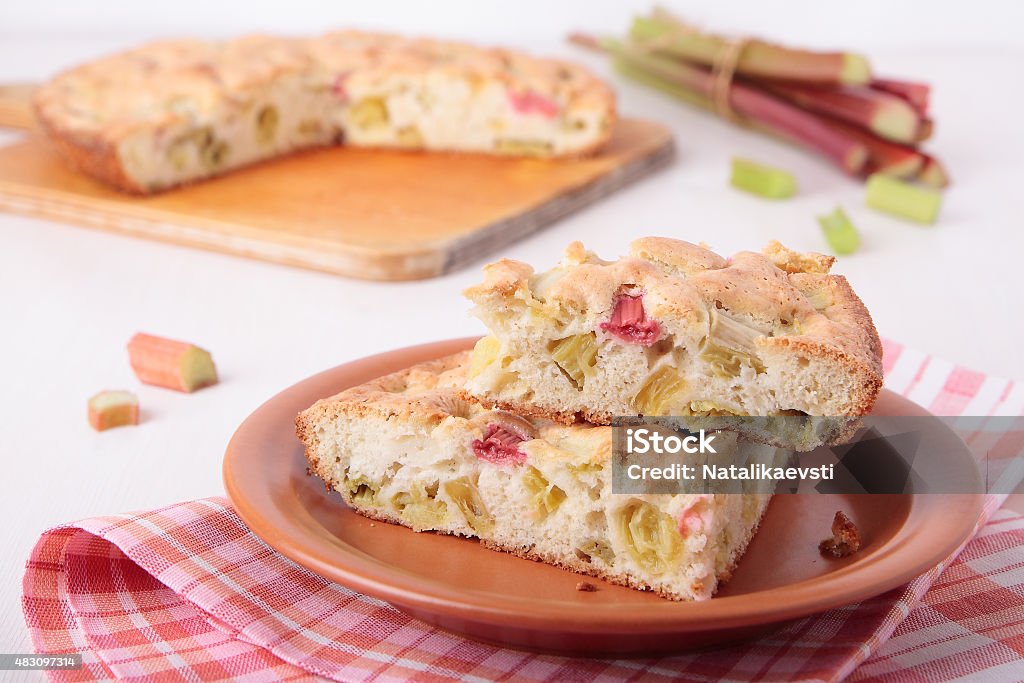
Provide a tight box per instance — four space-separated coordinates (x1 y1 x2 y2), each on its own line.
223 338 984 656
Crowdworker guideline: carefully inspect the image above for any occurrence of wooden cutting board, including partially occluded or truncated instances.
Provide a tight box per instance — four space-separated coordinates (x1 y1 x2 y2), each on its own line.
0 90 674 280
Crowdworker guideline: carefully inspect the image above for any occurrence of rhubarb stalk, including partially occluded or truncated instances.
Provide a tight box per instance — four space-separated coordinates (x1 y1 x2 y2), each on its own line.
599 40 868 174
631 9 870 85
871 77 930 112
821 117 925 179
917 155 950 189
569 11 947 186
766 83 923 144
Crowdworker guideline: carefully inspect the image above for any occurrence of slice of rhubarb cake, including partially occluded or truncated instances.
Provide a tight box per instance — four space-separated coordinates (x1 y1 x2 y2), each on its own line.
296 352 782 601
462 238 883 437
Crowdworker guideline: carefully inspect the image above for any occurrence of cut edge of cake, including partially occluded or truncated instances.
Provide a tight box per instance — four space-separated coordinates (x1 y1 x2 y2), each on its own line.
296 351 780 601
461 238 883 437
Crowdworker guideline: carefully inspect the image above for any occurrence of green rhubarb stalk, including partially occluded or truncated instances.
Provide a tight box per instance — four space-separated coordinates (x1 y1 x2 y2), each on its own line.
766 83 923 144
596 38 868 174
731 158 797 198
865 174 942 224
630 9 870 85
818 206 861 254
612 59 711 109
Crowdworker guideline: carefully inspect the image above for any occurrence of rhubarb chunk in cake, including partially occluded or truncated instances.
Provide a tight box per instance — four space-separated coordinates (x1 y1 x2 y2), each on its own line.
462 238 883 430
296 352 780 601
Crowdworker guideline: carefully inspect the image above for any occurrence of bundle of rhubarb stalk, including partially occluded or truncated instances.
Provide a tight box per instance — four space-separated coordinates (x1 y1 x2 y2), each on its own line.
571 8 947 188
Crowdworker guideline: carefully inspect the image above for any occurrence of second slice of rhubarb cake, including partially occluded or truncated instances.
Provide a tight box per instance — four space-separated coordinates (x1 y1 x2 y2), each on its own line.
462 237 883 435
296 351 782 601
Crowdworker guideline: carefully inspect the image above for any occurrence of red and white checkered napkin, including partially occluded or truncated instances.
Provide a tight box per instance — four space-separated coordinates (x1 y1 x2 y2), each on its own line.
22 341 1024 682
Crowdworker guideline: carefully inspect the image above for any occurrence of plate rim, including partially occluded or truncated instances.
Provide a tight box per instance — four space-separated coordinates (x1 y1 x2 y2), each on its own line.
224 337 984 634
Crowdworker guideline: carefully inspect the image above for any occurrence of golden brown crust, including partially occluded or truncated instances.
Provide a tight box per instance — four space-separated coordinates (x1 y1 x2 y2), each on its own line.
296 351 472 445
34 113 145 193
631 236 730 274
298 352 612 471
762 240 835 274
459 390 604 426
464 388 864 454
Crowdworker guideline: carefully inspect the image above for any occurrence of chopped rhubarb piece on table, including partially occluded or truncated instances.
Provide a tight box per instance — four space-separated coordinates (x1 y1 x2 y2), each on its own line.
730 157 797 199
601 294 661 346
818 206 861 255
88 390 139 431
865 174 942 224
472 423 528 466
127 333 218 393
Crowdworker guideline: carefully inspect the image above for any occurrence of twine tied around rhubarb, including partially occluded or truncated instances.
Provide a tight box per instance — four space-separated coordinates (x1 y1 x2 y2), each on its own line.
709 36 749 123
643 22 749 123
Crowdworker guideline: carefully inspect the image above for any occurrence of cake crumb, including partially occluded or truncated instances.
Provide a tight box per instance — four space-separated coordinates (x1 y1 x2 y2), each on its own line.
575 581 598 592
819 511 861 558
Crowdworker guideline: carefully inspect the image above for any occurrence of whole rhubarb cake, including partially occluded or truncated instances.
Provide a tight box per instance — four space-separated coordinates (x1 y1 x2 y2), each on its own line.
463 238 883 427
34 32 616 193
296 352 782 601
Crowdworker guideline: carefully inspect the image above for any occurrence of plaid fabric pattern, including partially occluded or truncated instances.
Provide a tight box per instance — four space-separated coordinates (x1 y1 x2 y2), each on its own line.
22 341 1024 682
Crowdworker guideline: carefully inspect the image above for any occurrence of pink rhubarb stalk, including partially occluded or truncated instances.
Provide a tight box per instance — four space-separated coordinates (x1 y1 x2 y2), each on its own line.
918 155 950 188
822 117 925 179
870 77 930 113
915 118 934 143
766 82 924 144
582 38 869 174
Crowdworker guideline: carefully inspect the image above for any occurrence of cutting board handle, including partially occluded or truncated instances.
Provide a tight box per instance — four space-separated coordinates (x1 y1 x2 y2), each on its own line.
0 83 37 130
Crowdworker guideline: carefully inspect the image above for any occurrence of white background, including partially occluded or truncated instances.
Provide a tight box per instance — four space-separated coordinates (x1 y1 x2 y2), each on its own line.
1 0 1023 670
